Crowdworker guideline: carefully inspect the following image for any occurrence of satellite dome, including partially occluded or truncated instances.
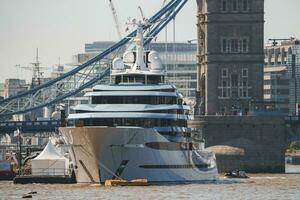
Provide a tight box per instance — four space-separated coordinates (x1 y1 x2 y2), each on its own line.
123 51 135 64
148 51 162 70
112 57 125 70
51 111 61 120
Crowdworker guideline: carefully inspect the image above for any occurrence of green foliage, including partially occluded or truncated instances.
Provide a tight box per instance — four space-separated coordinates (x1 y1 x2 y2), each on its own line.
288 141 300 152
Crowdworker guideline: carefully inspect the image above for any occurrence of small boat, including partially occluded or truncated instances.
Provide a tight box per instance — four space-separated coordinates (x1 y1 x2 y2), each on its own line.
224 170 249 178
0 161 16 180
105 179 148 186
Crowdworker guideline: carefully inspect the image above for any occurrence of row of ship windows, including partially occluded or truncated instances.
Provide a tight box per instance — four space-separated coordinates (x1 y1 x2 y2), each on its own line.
76 109 187 115
71 118 187 127
145 142 202 151
91 96 182 105
93 89 176 92
115 75 164 85
139 164 209 169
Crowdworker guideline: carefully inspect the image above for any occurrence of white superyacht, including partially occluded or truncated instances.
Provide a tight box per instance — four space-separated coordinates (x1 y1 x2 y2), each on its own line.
60 25 218 183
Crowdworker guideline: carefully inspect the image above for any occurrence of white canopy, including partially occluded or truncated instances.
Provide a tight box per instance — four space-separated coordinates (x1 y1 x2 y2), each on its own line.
31 141 69 176
34 141 65 160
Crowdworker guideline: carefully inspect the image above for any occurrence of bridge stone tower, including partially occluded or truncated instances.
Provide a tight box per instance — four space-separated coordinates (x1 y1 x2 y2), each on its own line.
196 0 264 115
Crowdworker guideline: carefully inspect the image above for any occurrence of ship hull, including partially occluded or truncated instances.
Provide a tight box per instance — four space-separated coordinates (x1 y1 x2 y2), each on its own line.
60 127 218 183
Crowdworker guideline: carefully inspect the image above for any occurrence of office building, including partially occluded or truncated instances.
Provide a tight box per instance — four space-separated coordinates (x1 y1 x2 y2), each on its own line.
264 38 300 115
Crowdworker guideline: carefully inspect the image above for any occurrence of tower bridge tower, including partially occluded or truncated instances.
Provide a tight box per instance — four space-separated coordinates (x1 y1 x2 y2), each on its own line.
196 0 264 115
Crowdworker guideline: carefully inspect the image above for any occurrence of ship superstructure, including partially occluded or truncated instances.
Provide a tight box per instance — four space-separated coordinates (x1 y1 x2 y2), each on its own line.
60 24 218 183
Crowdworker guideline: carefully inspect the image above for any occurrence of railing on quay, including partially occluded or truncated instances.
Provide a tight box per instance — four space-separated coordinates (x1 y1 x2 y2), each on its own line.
21 168 71 177
0 120 60 134
285 116 300 124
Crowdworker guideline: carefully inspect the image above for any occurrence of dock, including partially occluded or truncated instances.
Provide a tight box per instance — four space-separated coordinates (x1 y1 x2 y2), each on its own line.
13 175 76 184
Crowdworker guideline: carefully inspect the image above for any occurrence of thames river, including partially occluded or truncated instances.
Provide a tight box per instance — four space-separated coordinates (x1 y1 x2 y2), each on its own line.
0 165 300 200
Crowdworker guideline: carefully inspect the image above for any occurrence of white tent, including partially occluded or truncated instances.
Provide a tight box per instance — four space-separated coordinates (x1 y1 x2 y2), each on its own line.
31 141 69 176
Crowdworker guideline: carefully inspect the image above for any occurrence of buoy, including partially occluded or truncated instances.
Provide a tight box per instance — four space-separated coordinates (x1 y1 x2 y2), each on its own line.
22 194 32 198
28 191 37 194
224 170 249 178
105 179 148 187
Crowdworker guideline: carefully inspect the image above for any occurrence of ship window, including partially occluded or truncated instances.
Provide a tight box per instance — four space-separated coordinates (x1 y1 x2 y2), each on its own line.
135 75 145 84
147 75 162 85
139 164 209 169
145 142 201 151
115 76 122 84
158 96 164 104
123 75 128 82
129 76 134 82
123 75 135 83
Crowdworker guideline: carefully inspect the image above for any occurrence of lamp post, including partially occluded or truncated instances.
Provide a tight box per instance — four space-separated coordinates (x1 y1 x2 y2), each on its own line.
15 128 22 176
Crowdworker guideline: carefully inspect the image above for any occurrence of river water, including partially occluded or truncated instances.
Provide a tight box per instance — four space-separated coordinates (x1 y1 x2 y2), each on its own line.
1 165 300 200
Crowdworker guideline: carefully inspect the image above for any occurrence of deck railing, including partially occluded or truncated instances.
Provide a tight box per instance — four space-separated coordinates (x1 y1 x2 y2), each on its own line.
22 168 71 177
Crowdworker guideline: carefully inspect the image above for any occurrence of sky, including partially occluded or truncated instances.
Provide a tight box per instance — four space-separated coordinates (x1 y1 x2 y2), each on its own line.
0 0 299 82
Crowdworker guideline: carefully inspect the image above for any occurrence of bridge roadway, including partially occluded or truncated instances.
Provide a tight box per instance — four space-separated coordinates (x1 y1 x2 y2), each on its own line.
0 120 60 135
0 116 298 135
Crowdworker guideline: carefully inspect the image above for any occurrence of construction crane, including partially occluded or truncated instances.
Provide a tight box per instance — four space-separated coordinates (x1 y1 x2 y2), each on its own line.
108 0 123 39
268 37 295 46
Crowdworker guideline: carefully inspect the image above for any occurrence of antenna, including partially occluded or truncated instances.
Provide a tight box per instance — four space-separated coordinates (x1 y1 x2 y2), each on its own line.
15 48 50 88
138 6 146 21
